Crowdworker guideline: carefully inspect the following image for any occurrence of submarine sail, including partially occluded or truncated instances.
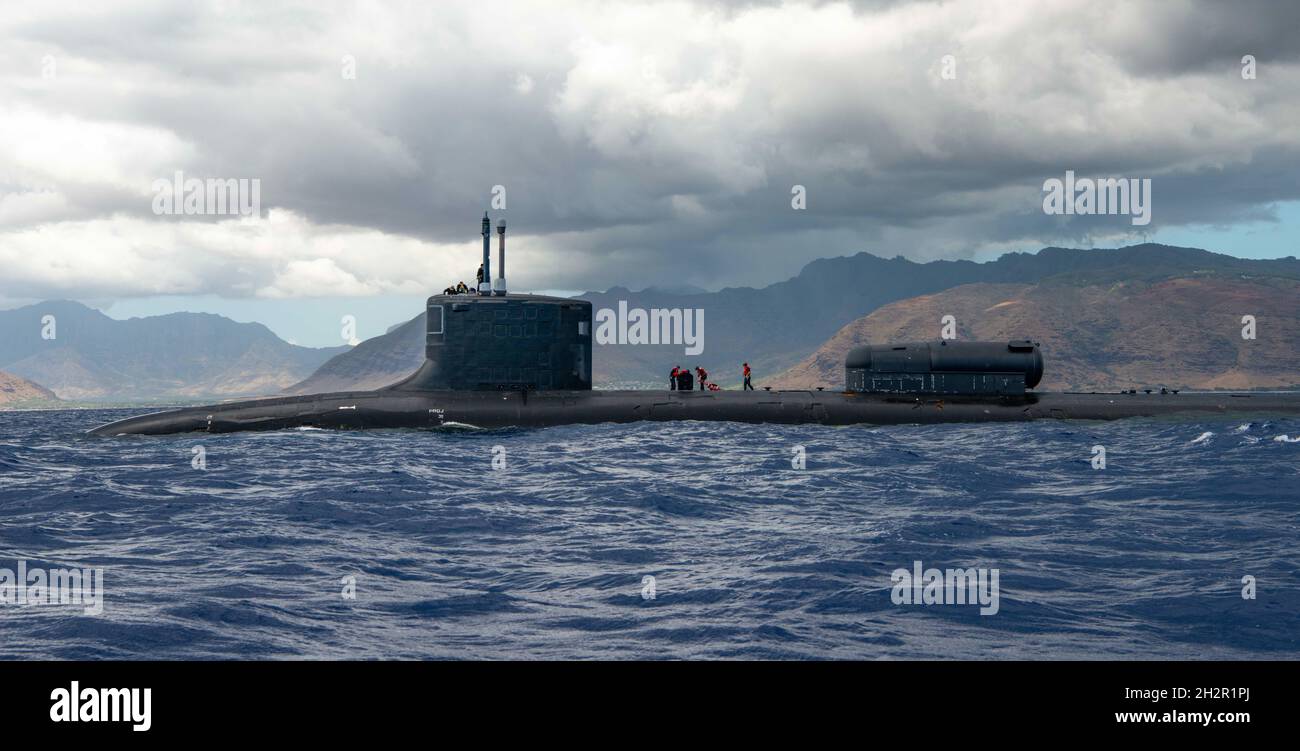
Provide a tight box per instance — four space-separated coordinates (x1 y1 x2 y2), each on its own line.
388 293 592 393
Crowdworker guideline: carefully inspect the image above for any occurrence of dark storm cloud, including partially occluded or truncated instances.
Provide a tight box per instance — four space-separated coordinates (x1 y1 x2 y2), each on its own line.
2 0 1299 299
1105 0 1300 76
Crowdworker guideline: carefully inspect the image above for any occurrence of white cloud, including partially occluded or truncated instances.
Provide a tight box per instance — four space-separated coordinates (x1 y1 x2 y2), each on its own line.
1 0 1298 301
0 209 488 299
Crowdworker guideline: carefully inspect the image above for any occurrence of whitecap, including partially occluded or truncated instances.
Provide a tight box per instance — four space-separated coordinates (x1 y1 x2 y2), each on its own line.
1273 435 1300 443
1190 431 1214 445
434 421 483 430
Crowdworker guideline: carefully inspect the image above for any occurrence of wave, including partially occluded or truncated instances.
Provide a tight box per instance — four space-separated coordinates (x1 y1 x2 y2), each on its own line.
1 408 1298 659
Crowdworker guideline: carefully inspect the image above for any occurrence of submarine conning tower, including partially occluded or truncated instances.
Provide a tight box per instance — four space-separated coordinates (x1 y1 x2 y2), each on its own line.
392 213 593 392
844 340 1043 396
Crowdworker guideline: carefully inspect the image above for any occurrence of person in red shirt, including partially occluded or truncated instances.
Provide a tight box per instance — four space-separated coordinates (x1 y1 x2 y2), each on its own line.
670 366 680 390
695 366 708 391
743 362 753 391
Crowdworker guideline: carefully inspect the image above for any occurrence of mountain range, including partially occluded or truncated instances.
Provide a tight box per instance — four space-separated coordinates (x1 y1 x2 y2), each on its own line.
4 244 1297 403
288 243 1300 393
767 276 1300 392
0 301 348 402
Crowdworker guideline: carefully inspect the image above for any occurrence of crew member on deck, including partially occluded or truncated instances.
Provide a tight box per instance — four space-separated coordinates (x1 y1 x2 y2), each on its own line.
476 264 485 290
456 281 469 294
670 366 680 390
696 366 708 391
743 362 753 391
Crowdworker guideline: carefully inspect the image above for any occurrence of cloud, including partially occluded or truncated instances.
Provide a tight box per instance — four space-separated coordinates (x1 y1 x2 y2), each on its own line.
1 0 1298 301
0 209 477 299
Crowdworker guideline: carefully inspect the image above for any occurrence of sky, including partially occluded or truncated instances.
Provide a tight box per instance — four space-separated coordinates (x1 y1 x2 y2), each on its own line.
2 0 1298 346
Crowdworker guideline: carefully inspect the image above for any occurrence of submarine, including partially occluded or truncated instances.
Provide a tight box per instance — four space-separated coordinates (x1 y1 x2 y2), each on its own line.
90 213 1300 436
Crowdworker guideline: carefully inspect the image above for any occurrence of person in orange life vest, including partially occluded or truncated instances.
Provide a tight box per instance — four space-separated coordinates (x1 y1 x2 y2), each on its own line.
695 366 708 390
743 362 753 391
670 366 680 390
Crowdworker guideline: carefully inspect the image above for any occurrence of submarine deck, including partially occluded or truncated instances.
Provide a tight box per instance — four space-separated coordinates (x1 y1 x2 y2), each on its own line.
88 387 1300 435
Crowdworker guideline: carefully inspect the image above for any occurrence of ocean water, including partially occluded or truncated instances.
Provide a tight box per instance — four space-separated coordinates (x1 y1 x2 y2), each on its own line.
1 408 1298 660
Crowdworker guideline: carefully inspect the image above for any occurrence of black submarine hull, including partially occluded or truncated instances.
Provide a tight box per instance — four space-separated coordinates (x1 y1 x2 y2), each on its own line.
88 388 1300 435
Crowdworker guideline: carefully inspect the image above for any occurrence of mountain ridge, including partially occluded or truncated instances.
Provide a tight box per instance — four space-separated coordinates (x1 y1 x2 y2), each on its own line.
0 370 57 406
767 276 1300 392
288 243 1300 393
0 300 349 401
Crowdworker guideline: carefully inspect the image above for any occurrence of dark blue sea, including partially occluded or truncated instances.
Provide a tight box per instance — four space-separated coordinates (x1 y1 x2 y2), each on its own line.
1 408 1298 660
